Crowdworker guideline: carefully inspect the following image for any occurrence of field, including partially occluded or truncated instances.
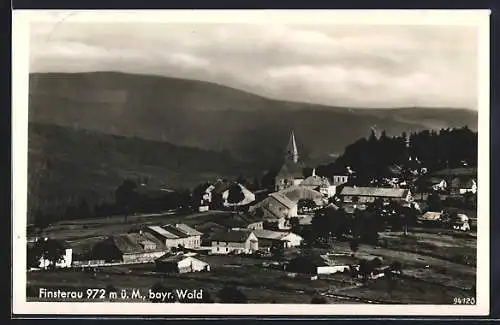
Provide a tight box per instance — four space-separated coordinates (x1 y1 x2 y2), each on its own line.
27 209 477 305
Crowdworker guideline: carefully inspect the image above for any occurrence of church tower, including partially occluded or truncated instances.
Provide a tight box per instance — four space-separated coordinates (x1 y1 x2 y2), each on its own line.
285 130 299 163
275 130 305 191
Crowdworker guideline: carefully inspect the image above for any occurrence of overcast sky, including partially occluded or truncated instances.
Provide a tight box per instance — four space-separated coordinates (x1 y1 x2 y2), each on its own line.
30 22 478 110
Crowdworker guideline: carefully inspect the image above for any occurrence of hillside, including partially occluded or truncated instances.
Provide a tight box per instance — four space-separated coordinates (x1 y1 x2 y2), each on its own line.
28 123 260 220
28 72 478 167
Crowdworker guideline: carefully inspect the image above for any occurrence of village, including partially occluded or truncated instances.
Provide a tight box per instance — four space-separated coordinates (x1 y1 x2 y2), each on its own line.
26 130 478 304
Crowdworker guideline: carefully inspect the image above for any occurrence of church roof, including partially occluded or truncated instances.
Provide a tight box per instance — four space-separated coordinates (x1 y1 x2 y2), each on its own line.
276 160 305 179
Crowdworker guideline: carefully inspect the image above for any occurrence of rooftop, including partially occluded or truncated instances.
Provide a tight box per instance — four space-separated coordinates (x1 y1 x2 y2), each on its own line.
340 186 409 198
210 229 253 243
108 232 164 254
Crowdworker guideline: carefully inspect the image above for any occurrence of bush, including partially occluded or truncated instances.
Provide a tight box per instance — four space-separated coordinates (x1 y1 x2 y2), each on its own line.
217 286 247 303
311 294 328 304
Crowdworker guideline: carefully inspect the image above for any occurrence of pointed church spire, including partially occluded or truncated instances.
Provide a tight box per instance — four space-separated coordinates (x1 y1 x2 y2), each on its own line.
285 130 299 163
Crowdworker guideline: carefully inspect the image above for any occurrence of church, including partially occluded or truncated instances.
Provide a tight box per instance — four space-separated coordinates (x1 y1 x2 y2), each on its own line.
274 130 306 191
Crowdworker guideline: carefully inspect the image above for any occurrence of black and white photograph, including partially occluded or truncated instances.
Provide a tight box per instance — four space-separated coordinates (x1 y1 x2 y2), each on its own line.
12 10 490 315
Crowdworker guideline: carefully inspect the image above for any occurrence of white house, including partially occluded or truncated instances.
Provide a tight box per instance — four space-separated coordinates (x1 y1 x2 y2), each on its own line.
155 253 210 273
210 230 258 255
237 229 303 249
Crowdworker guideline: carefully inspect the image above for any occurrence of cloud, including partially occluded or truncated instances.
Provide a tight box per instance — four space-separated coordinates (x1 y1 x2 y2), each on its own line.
29 22 478 110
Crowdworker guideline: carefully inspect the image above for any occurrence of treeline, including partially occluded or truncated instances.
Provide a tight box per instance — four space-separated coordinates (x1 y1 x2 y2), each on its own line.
315 126 477 182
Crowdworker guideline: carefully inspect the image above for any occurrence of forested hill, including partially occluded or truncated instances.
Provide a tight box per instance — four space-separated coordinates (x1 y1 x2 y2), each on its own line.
29 72 477 167
27 122 261 223
316 127 478 181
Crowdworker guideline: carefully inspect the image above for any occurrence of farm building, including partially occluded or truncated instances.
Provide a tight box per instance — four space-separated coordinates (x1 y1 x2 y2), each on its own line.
91 232 166 264
232 228 303 250
286 253 358 275
249 192 297 230
339 186 413 205
279 185 325 206
146 223 202 250
155 253 210 273
300 169 334 198
254 229 303 249
418 211 443 226
210 229 258 255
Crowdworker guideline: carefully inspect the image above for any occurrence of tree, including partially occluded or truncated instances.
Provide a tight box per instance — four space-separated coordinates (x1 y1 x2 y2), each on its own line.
226 183 245 212
311 294 328 304
115 179 139 223
217 286 247 303
349 239 360 256
427 192 443 212
358 259 373 282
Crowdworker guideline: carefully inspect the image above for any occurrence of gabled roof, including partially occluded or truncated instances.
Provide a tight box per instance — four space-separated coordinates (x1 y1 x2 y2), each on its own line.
269 192 296 209
211 230 254 243
108 233 164 254
148 225 179 239
419 211 442 221
301 175 331 187
450 177 476 189
252 229 288 240
340 186 409 198
174 223 202 236
156 253 207 264
279 186 324 203
434 167 477 177
147 223 202 239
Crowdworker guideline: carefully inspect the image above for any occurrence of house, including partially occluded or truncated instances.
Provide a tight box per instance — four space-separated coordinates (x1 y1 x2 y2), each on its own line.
275 130 306 191
234 229 303 250
249 192 297 230
146 223 202 250
339 186 413 205
286 253 358 275
279 185 326 206
300 169 333 198
29 238 73 269
433 167 477 195
91 232 166 264
450 177 477 195
331 175 349 186
451 214 471 231
210 230 258 255
155 253 210 273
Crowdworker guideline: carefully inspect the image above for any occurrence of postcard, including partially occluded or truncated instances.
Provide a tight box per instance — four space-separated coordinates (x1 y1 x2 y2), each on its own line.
12 9 490 316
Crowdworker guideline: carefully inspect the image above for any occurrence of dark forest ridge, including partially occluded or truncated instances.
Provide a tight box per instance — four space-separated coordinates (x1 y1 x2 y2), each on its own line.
29 71 478 167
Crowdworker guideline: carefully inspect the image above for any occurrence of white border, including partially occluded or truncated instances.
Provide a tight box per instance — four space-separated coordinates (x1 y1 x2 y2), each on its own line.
12 9 491 316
